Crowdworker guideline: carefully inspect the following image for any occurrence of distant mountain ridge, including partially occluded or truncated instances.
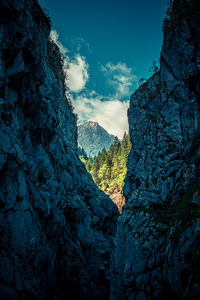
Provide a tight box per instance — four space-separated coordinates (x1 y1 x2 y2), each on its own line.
78 121 114 157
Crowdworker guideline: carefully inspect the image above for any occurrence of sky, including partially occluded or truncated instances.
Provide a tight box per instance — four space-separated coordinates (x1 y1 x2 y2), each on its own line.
40 0 168 138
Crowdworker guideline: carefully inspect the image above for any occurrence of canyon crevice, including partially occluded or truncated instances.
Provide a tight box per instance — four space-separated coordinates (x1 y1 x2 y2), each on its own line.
0 0 200 299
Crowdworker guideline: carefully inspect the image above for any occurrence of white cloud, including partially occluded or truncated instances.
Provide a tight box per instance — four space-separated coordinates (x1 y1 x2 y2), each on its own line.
48 32 130 138
50 30 89 92
67 54 89 92
69 60 136 138
101 62 132 74
101 61 137 99
72 37 93 53
50 30 68 55
72 92 129 139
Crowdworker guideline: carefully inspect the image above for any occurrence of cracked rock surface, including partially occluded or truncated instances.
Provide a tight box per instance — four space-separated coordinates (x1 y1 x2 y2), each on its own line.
0 1 118 299
111 0 200 299
0 0 200 299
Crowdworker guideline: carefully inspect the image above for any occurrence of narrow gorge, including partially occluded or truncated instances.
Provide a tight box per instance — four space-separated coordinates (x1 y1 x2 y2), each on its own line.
0 0 200 299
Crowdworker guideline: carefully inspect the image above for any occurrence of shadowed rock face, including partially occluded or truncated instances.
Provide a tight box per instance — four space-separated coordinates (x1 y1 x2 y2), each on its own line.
111 0 200 299
1 0 200 299
78 121 114 157
0 0 118 299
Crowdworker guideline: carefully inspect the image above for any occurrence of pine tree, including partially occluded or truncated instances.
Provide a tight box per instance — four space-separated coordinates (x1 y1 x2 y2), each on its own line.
80 133 131 195
91 157 100 185
113 136 121 153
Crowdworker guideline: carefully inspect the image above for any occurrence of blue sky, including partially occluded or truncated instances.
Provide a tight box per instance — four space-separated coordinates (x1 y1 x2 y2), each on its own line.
40 0 168 138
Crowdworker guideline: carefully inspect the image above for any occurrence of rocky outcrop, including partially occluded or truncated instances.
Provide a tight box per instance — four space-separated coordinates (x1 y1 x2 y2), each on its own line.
111 0 200 299
0 1 118 299
78 121 114 157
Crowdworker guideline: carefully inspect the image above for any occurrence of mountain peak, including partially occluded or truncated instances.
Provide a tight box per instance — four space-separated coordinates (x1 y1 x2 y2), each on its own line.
83 121 99 128
78 122 114 157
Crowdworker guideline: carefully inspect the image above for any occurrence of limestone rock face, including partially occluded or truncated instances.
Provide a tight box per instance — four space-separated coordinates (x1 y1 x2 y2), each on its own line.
78 121 114 157
111 0 200 299
0 1 118 299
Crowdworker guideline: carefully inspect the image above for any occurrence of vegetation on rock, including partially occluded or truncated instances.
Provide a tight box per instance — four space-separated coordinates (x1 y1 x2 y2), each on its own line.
79 132 131 212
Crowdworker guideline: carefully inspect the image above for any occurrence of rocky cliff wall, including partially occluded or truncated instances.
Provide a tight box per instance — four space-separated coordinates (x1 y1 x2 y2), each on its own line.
111 0 200 299
1 0 200 299
0 1 118 299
